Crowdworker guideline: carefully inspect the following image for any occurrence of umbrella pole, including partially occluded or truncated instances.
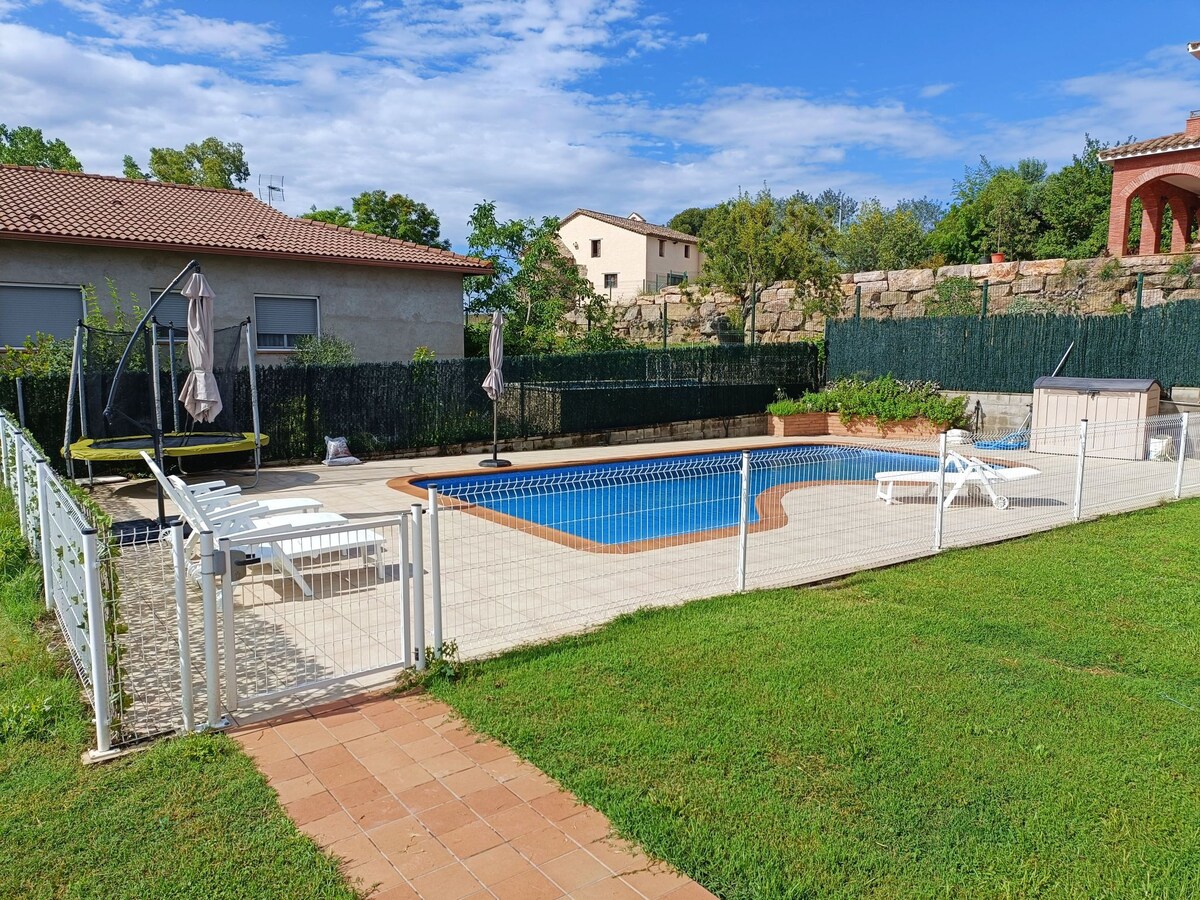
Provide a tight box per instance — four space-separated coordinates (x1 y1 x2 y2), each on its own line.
479 398 511 468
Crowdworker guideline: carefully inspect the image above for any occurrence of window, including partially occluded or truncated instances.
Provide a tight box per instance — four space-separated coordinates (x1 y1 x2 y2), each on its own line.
684 244 691 259
603 274 618 289
149 289 192 339
658 239 665 257
590 239 601 257
254 295 319 349
0 284 84 347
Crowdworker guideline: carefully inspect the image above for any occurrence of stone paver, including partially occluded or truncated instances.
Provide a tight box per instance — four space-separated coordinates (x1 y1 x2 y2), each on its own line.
235 691 714 900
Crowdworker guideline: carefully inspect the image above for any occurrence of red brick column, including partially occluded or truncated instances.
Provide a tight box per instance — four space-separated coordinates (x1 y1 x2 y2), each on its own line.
1107 185 1133 256
1138 192 1164 256
1167 193 1194 253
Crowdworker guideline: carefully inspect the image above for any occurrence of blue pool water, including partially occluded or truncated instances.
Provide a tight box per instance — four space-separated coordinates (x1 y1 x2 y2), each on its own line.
415 445 939 547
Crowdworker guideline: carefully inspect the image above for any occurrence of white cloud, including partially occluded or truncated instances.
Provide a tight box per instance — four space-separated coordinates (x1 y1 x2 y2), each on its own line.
919 83 954 98
59 0 282 58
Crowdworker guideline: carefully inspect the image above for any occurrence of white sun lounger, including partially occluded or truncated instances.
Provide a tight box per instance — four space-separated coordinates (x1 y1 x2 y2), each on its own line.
142 452 385 596
875 452 1041 510
168 474 323 517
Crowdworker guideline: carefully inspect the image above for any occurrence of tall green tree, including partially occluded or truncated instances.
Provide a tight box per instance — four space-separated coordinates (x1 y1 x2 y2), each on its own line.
1034 136 1113 259
302 191 450 248
836 200 930 272
124 137 249 188
929 156 1046 263
667 206 714 236
0 124 82 170
812 188 859 230
464 201 609 356
700 187 840 318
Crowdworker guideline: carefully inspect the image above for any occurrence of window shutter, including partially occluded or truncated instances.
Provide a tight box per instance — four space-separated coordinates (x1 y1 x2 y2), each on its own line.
0 285 84 346
150 291 192 332
255 296 318 347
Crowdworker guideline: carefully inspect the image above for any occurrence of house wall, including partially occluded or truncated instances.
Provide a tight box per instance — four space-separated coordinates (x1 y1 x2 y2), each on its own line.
644 234 701 289
0 240 466 362
558 217 650 301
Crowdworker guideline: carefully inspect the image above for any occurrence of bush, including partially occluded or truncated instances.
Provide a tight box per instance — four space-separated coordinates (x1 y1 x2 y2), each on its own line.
769 375 968 428
925 277 980 317
286 334 355 367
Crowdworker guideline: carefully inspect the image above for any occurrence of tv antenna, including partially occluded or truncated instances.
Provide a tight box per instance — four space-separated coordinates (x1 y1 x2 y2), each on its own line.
258 174 285 206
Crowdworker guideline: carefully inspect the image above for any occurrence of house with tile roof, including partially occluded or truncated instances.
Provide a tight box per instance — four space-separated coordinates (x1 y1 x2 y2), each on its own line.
0 165 492 361
1099 110 1200 257
557 209 701 302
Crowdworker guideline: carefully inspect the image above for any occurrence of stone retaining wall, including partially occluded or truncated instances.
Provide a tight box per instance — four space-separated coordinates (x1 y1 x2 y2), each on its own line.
600 252 1200 346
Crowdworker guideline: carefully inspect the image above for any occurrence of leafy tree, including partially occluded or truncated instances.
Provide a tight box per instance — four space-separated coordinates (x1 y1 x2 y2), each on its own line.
464 201 612 356
0 124 82 170
835 200 930 272
1034 136 1113 259
302 192 450 248
893 197 944 233
302 205 354 227
125 137 250 188
122 155 148 180
929 156 1046 263
812 189 859 230
699 187 840 320
667 207 714 236
286 334 355 367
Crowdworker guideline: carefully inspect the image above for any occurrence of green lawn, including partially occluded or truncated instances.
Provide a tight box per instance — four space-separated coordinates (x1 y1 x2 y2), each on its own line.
435 500 1200 899
0 499 356 900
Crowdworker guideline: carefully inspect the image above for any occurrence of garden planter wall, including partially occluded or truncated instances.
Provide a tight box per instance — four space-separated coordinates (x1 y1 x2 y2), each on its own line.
770 413 942 439
770 413 829 437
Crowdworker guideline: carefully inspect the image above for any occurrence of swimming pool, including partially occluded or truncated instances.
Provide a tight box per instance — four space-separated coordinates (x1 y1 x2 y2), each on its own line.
410 445 938 549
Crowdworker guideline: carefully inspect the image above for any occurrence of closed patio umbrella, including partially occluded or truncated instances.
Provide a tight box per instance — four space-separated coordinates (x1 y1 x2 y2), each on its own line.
480 310 510 467
177 272 223 423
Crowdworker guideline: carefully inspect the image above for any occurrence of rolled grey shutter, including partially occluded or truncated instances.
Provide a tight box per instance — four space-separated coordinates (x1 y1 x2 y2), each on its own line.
150 291 192 331
255 297 318 346
0 285 84 345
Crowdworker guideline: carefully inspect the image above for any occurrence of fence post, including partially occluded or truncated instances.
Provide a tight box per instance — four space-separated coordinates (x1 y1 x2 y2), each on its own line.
854 285 861 321
219 537 237 713
14 434 28 542
0 413 9 490
399 512 412 667
933 433 947 550
171 523 195 734
36 460 53 610
82 528 112 755
980 280 989 318
1175 412 1190 499
1073 419 1089 522
410 503 426 671
199 530 222 727
661 301 668 352
427 485 443 656
735 450 751 591
1135 273 1144 313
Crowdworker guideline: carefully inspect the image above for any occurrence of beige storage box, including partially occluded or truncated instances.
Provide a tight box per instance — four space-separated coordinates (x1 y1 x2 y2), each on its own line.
1029 377 1162 459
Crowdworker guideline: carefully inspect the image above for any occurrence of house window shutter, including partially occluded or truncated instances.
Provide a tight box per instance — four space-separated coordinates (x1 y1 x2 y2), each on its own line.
150 290 192 334
0 285 84 346
255 296 318 349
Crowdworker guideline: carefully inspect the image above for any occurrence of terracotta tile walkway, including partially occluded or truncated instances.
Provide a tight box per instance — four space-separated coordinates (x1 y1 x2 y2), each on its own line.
234 691 716 900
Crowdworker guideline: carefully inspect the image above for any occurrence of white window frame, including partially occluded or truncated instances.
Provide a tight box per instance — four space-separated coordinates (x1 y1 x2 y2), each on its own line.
0 282 86 348
603 273 618 289
590 239 602 258
253 293 321 352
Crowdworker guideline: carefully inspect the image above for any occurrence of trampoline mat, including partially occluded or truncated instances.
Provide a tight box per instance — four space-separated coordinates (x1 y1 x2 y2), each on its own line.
68 432 268 460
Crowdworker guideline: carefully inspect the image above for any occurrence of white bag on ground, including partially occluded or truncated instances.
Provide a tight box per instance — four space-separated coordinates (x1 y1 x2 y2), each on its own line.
323 435 362 466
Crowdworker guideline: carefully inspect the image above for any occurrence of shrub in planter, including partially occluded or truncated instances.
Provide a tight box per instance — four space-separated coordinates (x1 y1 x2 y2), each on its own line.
769 375 968 436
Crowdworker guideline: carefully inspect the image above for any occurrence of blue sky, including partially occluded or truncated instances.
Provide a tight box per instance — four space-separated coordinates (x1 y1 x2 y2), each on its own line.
3 0 1200 250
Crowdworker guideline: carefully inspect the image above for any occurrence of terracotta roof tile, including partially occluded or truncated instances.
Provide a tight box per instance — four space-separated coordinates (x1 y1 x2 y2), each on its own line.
0 165 491 274
1098 131 1200 163
559 208 698 243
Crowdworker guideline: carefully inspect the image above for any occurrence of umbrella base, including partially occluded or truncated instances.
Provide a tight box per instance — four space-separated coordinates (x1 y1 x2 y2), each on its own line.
479 458 512 468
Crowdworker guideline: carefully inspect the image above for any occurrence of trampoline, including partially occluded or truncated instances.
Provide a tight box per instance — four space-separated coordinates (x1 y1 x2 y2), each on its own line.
63 260 267 486
69 431 269 460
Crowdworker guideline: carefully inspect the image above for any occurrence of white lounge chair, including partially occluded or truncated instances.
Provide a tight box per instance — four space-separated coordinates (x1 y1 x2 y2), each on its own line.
168 474 323 518
875 452 1041 510
142 452 385 596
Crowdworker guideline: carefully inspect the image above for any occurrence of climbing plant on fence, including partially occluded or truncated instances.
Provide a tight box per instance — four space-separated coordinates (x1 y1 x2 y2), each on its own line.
0 343 822 468
826 302 1200 392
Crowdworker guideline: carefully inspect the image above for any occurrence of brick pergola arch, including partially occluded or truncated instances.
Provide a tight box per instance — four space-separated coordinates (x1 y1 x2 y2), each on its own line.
1101 114 1200 256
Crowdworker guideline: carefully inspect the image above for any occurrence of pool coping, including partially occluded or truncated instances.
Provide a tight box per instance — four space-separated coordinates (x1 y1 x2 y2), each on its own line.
388 439 953 555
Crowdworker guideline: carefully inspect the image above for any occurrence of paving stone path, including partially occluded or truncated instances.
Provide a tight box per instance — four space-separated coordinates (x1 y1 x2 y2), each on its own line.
234 692 716 900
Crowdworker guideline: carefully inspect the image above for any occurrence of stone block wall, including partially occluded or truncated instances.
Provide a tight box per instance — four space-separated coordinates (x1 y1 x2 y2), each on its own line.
606 252 1200 346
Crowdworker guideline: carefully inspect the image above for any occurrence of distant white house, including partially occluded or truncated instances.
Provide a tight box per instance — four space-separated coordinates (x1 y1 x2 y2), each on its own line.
558 209 702 302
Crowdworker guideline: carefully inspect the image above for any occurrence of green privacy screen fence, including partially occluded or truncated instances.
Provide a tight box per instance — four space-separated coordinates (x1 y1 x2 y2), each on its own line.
826 302 1200 393
1 343 821 468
